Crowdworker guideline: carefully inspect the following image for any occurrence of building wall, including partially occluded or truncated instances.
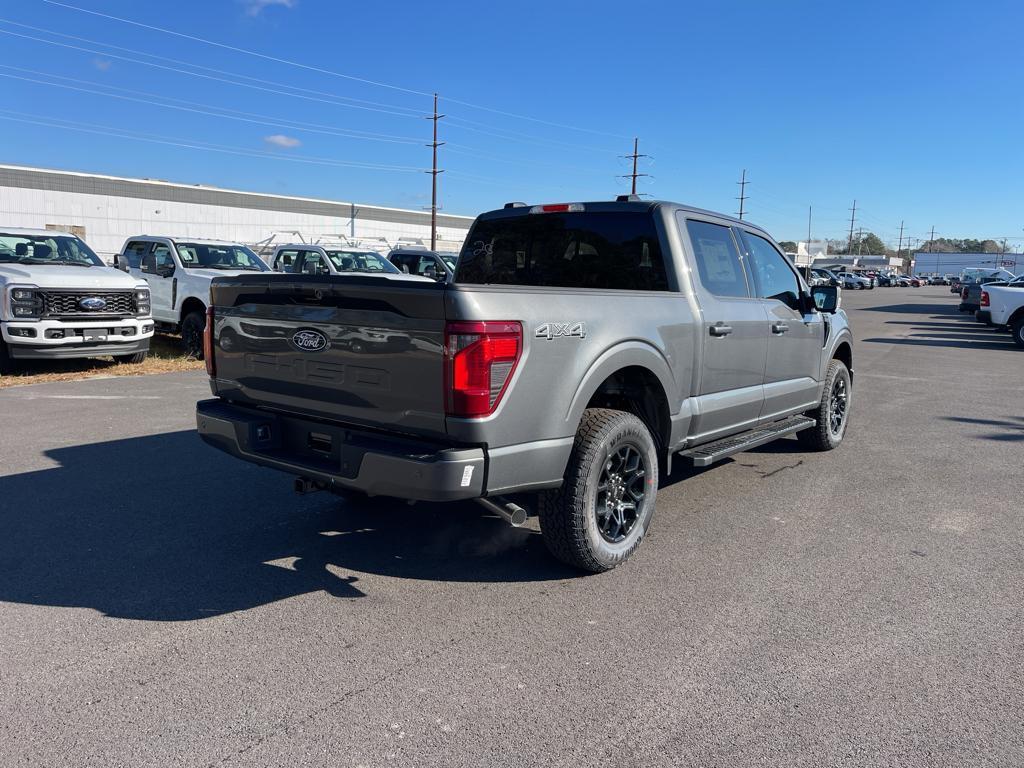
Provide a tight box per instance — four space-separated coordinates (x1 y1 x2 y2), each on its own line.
0 165 474 257
912 252 1022 275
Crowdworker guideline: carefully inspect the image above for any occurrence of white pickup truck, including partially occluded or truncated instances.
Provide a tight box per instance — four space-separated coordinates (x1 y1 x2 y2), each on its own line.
1 228 153 373
117 236 270 357
980 280 1024 347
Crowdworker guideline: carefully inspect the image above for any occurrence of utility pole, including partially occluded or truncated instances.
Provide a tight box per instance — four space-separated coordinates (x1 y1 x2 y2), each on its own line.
619 138 649 195
856 226 865 257
927 225 936 252
847 199 857 255
896 220 905 261
426 93 445 251
736 169 748 220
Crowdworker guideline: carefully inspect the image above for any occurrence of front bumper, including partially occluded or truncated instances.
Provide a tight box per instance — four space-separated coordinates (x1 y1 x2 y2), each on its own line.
6 335 150 359
2 317 154 348
196 399 486 502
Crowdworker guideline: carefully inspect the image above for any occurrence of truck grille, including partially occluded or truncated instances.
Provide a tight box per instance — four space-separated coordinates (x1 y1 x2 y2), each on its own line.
42 290 136 317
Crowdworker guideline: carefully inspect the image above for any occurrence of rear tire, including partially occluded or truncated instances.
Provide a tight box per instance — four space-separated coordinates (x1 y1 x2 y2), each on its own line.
798 358 851 451
1011 317 1024 349
538 408 658 573
180 311 205 359
114 351 148 364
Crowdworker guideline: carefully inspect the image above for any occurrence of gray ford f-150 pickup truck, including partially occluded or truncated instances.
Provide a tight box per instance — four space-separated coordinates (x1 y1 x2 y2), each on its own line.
197 199 853 572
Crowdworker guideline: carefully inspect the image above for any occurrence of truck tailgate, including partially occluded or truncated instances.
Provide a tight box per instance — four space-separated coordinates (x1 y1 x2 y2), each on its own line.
208 275 448 438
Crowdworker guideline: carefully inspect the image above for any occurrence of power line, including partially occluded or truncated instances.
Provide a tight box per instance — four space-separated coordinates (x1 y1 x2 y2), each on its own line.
0 68 425 145
43 0 431 97
0 25 426 120
0 19 623 168
443 116 616 155
43 0 630 139
0 18 427 117
0 110 424 172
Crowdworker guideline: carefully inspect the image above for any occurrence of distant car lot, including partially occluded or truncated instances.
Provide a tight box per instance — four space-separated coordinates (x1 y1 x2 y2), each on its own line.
2 285 1022 766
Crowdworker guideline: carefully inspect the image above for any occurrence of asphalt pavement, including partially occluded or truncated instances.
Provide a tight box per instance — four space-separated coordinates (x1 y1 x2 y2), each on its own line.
1 286 1021 767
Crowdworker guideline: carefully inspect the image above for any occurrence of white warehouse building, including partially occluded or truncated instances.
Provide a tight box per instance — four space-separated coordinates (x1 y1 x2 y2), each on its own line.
0 164 474 258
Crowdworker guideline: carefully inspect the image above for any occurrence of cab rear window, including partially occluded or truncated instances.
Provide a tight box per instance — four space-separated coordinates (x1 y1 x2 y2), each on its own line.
455 212 669 291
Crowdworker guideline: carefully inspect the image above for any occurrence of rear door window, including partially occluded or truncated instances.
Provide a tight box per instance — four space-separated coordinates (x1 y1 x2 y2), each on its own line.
682 219 750 298
456 211 669 291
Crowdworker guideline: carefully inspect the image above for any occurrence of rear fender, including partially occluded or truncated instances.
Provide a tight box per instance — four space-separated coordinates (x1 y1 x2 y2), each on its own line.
564 341 679 438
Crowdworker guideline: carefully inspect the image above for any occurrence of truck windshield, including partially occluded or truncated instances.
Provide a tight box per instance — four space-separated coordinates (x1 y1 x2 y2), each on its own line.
324 250 399 273
0 233 103 266
176 243 267 271
456 211 669 290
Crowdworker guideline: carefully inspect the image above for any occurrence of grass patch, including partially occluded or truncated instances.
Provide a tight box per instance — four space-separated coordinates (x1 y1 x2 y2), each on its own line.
0 334 204 389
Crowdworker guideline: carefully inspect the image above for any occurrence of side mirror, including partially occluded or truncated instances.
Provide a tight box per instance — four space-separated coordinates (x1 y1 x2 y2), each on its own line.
141 253 157 274
811 285 840 313
156 263 175 278
423 264 438 280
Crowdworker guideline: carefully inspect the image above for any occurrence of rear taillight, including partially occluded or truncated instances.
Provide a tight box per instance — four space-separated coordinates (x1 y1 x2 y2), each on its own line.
981 290 990 307
445 320 522 417
204 306 216 377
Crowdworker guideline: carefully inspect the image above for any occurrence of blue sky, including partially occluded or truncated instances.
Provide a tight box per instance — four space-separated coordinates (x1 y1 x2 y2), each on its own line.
0 0 1021 247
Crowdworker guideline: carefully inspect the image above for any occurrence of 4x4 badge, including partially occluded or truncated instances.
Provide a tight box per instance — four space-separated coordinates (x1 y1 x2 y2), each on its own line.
535 322 586 340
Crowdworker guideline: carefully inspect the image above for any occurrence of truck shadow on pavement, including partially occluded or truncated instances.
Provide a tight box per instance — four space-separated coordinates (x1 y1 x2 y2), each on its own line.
943 415 1024 442
0 430 576 622
862 303 1019 350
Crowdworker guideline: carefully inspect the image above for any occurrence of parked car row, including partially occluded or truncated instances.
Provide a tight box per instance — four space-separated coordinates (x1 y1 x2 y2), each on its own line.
110 237 459 356
954 268 1024 347
0 227 462 370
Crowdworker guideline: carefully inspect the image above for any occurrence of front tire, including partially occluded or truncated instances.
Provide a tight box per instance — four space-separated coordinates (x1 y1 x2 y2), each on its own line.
538 409 658 573
798 358 851 451
180 310 206 359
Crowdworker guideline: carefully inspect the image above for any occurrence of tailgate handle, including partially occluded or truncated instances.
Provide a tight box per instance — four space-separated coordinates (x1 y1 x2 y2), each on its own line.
709 324 733 337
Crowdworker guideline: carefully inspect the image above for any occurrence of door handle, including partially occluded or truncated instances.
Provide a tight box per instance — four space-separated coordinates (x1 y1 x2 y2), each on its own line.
771 322 789 334
709 324 733 337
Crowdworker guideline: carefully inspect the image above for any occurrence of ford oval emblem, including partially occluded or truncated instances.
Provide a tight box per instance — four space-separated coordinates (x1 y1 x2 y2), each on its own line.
291 328 330 352
79 297 107 311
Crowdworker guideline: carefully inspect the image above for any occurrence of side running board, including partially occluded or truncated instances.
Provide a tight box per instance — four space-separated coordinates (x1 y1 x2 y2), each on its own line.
679 415 816 467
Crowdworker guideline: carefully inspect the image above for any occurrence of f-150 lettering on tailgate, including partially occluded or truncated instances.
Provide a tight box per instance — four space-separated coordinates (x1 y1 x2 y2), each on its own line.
244 353 391 391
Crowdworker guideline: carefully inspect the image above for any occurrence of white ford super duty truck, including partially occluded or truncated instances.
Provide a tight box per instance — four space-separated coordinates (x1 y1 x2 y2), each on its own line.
1 228 153 374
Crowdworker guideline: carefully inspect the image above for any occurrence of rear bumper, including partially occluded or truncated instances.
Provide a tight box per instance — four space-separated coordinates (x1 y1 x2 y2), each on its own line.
975 310 993 324
196 399 486 502
959 302 979 312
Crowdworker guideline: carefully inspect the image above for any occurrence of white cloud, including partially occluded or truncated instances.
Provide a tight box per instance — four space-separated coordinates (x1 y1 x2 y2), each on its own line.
242 0 296 17
264 134 302 149
93 59 112 72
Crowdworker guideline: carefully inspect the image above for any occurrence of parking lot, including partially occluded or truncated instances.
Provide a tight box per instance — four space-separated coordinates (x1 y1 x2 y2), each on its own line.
1 286 1021 767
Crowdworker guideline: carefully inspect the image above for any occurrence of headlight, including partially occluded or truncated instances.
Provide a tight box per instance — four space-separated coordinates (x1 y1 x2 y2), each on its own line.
135 287 151 316
8 286 42 320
